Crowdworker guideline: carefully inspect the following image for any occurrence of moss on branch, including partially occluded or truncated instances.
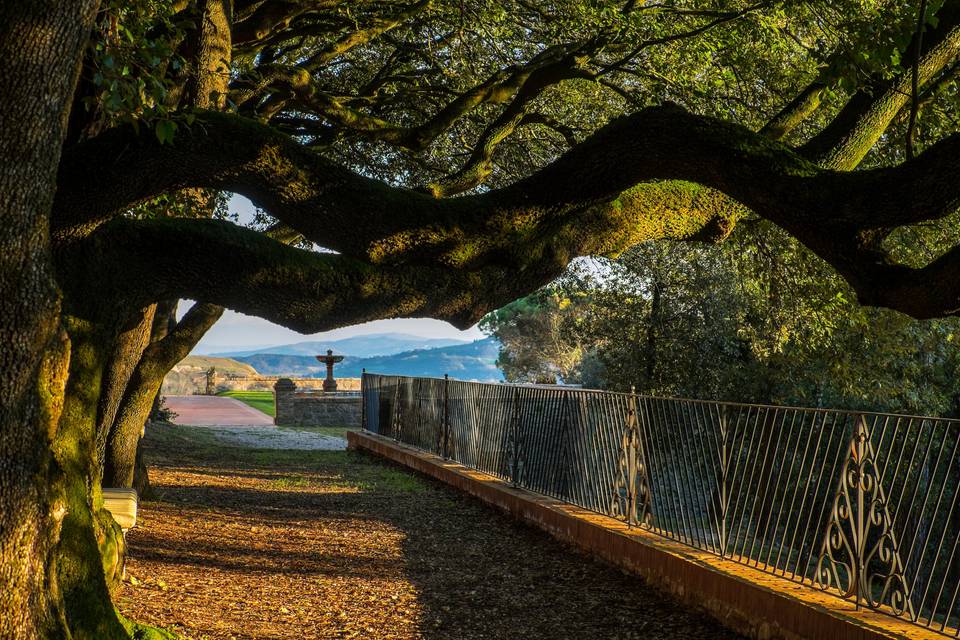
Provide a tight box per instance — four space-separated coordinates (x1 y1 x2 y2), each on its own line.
52 104 960 326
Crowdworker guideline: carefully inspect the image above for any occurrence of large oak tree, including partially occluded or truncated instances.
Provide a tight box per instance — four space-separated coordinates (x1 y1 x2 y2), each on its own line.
5 0 960 637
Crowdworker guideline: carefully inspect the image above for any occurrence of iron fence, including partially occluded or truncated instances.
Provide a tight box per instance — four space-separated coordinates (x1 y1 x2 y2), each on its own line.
362 372 960 635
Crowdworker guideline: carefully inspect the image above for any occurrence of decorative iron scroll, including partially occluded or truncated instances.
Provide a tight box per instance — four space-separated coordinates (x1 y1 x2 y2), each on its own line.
612 395 653 528
816 415 914 619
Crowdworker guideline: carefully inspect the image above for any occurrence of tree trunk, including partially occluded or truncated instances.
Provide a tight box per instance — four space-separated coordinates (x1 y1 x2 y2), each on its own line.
52 317 129 639
132 440 152 499
0 1 99 637
95 305 156 480
186 0 234 109
105 303 223 487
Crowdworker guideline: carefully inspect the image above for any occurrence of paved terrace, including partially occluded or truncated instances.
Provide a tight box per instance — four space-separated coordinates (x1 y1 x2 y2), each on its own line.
167 395 275 426
117 418 742 639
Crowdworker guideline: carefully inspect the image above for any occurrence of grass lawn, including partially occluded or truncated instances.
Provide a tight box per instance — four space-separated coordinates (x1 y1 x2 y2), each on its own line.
217 390 275 417
216 391 352 437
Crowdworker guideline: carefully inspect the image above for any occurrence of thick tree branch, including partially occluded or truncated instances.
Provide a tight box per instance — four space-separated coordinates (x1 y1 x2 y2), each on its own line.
57 218 496 330
801 4 960 169
760 80 826 141
248 42 597 151
54 106 960 322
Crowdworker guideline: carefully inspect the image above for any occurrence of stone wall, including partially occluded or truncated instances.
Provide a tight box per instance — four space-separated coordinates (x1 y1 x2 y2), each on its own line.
214 373 360 393
167 369 360 395
273 378 362 427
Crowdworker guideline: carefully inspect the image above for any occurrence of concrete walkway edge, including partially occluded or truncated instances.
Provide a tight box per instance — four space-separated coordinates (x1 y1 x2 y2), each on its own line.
348 430 940 640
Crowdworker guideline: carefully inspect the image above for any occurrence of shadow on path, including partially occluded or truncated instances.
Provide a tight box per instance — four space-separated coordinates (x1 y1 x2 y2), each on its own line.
117 424 743 639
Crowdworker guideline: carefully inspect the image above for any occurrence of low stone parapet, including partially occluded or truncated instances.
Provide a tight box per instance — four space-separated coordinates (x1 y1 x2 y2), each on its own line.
215 374 360 393
273 378 361 427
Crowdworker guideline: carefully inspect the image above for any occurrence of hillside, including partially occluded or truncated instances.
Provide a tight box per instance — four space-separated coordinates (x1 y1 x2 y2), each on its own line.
212 332 469 358
236 338 503 381
162 355 258 395
178 355 258 376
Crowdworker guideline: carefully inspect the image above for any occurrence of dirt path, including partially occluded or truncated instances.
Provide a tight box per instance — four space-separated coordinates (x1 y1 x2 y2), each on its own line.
117 424 743 640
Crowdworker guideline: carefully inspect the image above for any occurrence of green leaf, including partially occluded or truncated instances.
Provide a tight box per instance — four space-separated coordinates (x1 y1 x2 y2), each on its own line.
154 119 177 145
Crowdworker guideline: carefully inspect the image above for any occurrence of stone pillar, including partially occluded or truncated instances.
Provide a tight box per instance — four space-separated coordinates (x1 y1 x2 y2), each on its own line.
273 378 297 425
205 367 218 395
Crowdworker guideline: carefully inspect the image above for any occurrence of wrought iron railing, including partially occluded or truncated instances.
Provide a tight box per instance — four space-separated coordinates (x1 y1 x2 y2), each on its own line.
292 389 362 397
361 372 960 635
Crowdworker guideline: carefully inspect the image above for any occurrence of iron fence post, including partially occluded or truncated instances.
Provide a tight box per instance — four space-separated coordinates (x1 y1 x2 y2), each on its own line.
392 379 402 442
442 374 450 459
415 377 423 445
361 368 367 432
718 404 729 558
509 387 521 487
627 388 638 527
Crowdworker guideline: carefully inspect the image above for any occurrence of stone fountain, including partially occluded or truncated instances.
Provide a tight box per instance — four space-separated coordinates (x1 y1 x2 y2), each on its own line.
315 349 344 392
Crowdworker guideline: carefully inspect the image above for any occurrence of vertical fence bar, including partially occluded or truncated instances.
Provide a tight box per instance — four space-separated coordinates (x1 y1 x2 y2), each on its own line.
718 404 729 557
442 374 450 459
360 368 367 431
509 386 521 487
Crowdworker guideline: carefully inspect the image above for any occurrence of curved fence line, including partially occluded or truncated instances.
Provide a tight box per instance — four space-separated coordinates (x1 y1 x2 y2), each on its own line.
361 373 960 636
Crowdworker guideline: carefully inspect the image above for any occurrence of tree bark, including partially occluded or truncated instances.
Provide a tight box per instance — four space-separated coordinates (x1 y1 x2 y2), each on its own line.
95 306 156 479
53 317 129 639
185 0 234 109
132 440 152 499
105 303 224 487
0 1 99 637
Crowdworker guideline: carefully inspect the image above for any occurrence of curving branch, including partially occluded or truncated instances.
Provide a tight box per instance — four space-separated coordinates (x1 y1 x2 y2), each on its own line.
800 4 960 169
56 218 496 330
53 106 960 323
243 41 598 152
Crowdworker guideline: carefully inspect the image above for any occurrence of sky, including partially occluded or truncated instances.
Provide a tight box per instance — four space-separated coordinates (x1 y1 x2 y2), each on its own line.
187 196 486 354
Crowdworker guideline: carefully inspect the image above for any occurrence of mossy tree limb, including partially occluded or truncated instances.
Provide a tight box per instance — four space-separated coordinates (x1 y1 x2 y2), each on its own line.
54 105 960 320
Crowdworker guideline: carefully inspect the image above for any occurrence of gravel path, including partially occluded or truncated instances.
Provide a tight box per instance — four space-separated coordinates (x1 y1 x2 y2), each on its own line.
117 424 743 640
204 425 347 450
164 394 347 450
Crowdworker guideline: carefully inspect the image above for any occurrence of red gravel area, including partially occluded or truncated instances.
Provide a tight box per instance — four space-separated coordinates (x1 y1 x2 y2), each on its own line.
166 395 275 426
116 424 744 639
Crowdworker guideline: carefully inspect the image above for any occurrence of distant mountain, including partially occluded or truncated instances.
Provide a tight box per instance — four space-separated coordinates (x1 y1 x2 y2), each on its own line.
212 332 469 358
235 338 503 381
235 353 328 377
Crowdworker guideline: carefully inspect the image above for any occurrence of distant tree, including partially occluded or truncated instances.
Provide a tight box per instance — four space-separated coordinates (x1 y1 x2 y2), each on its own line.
480 290 586 383
487 226 960 415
